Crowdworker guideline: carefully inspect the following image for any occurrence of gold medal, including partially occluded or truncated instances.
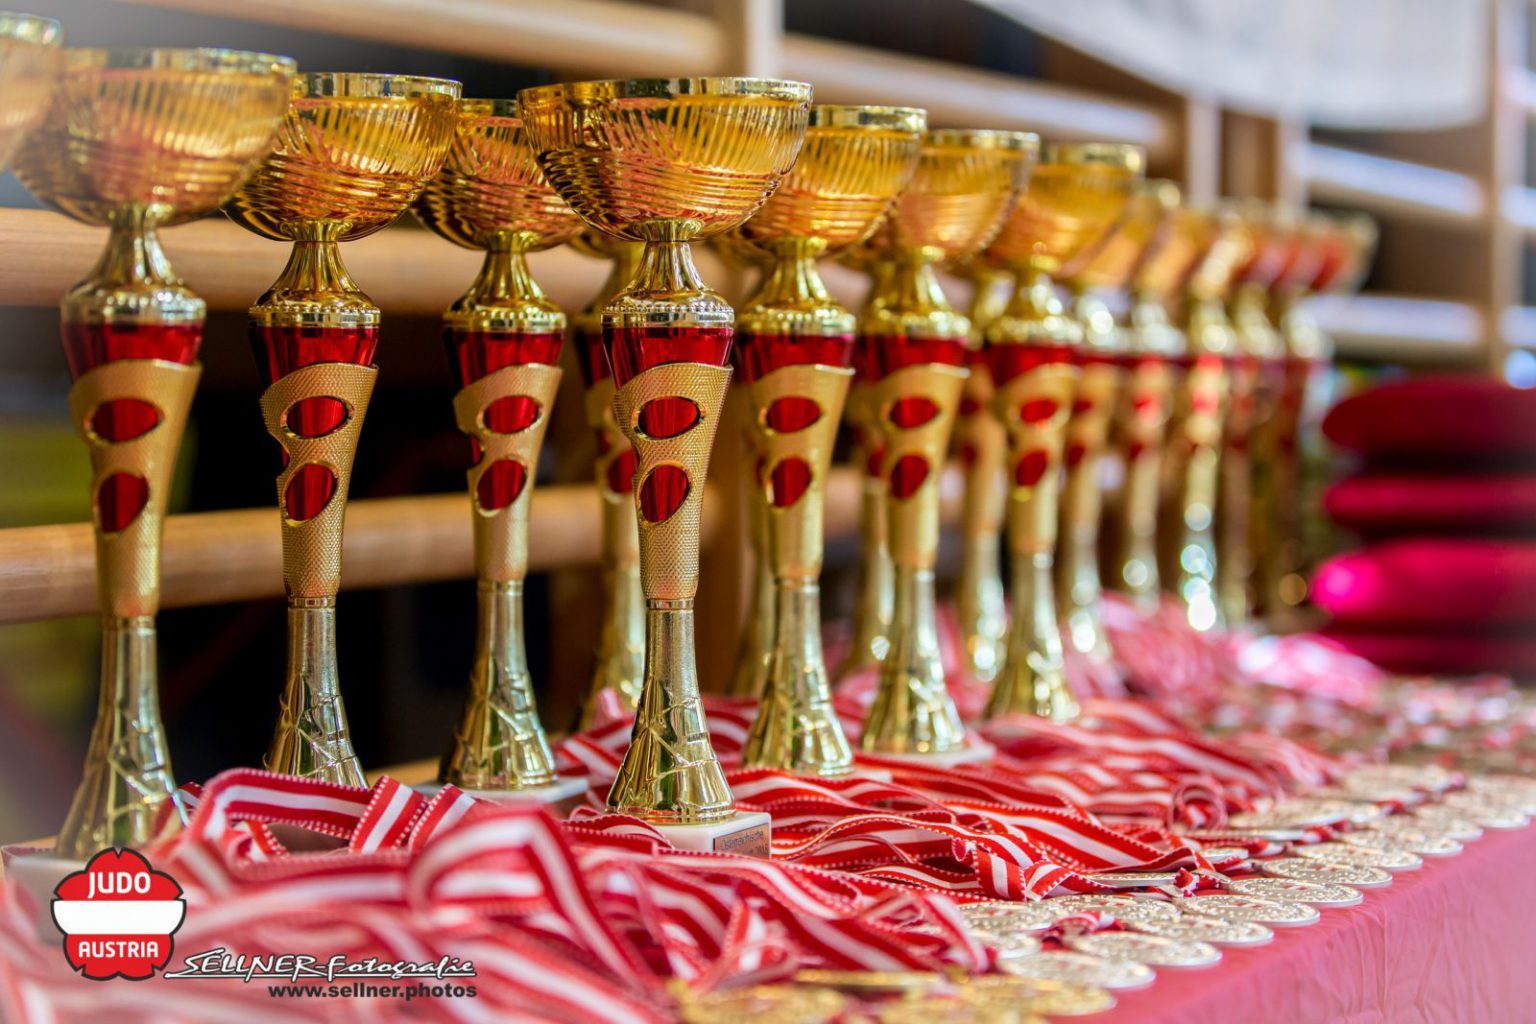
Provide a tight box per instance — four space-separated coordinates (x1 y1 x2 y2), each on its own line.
1130 912 1274 947
963 976 1117 1017
792 970 940 993
1295 841 1422 871
998 951 1157 991
1173 894 1321 927
1260 857 1392 888
1065 931 1222 969
878 995 1044 1024
680 985 845 1024
1226 876 1364 907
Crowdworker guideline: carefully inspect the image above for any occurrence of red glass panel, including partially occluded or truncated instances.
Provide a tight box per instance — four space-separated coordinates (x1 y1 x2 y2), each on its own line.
765 397 821 433
87 398 160 443
888 453 930 500
606 324 733 385
96 471 148 533
638 397 700 439
1020 398 1060 424
477 458 528 510
983 343 1073 385
575 328 611 385
734 331 854 382
960 441 978 468
1065 443 1086 468
857 334 968 377
483 395 541 435
888 396 939 429
1014 450 1048 487
445 328 564 387
605 448 638 496
252 323 379 523
769 457 813 508
638 465 690 523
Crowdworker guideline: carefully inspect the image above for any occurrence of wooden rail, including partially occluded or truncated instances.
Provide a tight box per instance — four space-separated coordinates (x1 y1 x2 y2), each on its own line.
1309 294 1485 364
1299 142 1486 229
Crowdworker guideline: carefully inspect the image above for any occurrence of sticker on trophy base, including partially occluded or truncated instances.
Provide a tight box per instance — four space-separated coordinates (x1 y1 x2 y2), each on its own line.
6 852 89 937
415 775 590 816
1065 931 1222 969
653 810 772 858
868 741 996 768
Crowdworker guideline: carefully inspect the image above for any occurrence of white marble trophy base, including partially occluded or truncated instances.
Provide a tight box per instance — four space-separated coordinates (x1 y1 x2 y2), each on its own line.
650 810 772 857
416 775 589 815
6 851 87 937
867 740 997 768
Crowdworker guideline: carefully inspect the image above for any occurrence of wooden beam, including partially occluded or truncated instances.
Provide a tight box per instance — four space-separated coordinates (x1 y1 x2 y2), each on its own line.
1310 294 1485 365
1299 142 1486 228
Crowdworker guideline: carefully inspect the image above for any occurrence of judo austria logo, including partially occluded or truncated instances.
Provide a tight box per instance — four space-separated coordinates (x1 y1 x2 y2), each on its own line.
51 849 186 981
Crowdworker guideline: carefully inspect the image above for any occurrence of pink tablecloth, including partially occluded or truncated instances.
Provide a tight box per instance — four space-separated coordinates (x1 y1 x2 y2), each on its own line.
1106 825 1536 1024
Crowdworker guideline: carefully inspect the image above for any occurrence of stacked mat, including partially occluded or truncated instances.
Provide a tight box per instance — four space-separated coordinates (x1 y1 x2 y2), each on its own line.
1312 375 1536 677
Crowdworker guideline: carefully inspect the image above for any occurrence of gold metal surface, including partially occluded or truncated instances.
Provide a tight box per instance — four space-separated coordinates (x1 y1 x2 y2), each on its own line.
227 72 461 328
1058 359 1124 667
953 260 1014 686
521 78 811 328
0 12 58 170
57 359 200 859
607 362 734 822
988 363 1079 720
741 363 855 774
416 99 582 334
439 365 563 790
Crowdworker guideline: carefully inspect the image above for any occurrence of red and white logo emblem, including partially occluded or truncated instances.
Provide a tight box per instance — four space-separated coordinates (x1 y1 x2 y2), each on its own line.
51 849 186 981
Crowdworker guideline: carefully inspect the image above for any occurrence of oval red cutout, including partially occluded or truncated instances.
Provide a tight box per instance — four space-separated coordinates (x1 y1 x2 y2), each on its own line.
90 399 161 442
638 465 690 523
477 458 528 510
769 458 812 508
765 396 821 433
96 472 149 532
1014 450 1048 487
1019 398 1059 424
638 397 700 439
888 453 930 499
284 464 337 522
483 395 541 434
605 447 638 496
1065 443 1087 468
288 396 349 439
888 396 939 429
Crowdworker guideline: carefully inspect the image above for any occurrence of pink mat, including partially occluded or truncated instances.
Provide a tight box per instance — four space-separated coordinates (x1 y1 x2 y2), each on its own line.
1103 823 1536 1024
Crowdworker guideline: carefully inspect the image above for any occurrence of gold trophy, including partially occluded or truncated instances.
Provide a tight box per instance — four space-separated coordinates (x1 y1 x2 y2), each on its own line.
521 77 811 852
1218 200 1288 628
1110 181 1197 609
1160 205 1250 631
951 256 1015 686
859 129 1037 758
224 73 460 783
1052 145 1145 674
838 232 896 679
979 143 1133 720
412 100 587 804
14 45 294 860
571 227 647 727
726 104 925 774
1259 211 1376 618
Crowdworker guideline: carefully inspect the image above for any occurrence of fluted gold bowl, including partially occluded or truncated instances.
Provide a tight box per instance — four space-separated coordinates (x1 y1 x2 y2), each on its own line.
0 12 59 169
16 47 295 226
885 129 1039 260
225 72 461 242
415 97 581 251
517 77 812 241
1071 176 1178 291
987 142 1145 276
732 104 925 255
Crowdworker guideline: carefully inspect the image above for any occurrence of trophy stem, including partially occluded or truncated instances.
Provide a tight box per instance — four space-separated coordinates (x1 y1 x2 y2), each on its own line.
862 565 964 753
728 488 775 697
742 580 852 774
842 389 892 676
607 602 734 823
268 598 363 785
442 580 555 788
955 528 1006 682
954 363 1008 684
1057 353 1121 666
1162 350 1226 632
987 553 1075 720
57 616 183 859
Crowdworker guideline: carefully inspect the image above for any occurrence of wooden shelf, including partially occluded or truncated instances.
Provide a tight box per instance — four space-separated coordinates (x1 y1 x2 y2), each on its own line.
1310 293 1485 364
1299 142 1486 228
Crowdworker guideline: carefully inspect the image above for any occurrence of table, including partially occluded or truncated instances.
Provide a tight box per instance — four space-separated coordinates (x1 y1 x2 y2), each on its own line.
1107 824 1536 1024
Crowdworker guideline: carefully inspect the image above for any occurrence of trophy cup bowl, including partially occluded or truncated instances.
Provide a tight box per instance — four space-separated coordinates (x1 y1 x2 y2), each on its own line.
859 128 1037 758
223 72 460 784
979 142 1141 721
724 103 925 775
13 46 295 864
0 12 57 167
520 77 810 850
569 227 648 729
413 99 586 806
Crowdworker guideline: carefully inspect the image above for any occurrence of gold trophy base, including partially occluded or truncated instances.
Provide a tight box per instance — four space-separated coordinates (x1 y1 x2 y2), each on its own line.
864 742 996 768
415 775 588 816
650 810 771 857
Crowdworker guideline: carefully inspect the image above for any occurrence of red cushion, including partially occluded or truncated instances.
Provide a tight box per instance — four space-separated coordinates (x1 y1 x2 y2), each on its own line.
1324 474 1536 532
1323 375 1536 460
1311 540 1536 626
1320 627 1536 678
